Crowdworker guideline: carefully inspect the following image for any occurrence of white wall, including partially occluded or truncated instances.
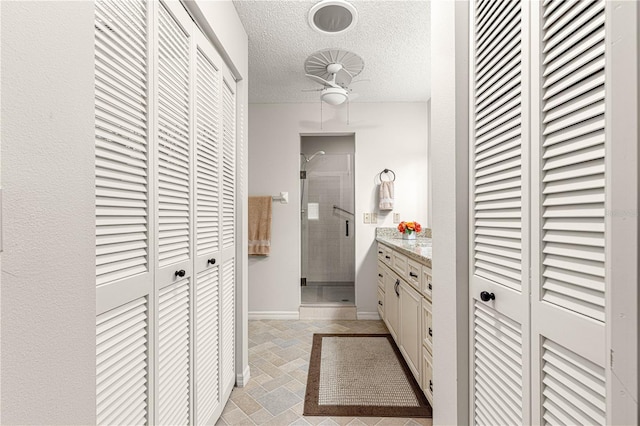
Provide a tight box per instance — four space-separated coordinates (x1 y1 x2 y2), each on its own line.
1 2 96 424
248 103 428 318
430 1 470 425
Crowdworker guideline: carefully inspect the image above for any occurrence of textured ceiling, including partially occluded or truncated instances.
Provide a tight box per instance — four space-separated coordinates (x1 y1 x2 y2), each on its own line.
232 0 431 103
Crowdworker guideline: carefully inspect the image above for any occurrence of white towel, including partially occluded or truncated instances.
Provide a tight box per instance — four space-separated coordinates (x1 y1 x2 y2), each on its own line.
379 181 394 210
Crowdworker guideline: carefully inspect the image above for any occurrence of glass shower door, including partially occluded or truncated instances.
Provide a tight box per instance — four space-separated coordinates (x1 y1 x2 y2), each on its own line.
300 153 355 305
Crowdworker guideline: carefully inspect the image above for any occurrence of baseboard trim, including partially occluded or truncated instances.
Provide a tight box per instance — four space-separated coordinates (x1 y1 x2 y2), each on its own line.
248 311 300 320
236 365 251 387
357 311 382 320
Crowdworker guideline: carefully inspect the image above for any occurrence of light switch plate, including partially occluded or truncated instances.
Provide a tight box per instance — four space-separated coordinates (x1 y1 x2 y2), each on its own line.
363 213 371 224
393 213 400 223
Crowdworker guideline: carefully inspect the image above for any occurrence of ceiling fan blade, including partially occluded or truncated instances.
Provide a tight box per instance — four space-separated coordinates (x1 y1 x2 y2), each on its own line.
305 74 331 86
301 88 322 92
349 79 371 85
335 69 353 87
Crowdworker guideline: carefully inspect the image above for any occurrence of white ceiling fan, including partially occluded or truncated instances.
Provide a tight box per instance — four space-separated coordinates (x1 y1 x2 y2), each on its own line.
303 49 365 106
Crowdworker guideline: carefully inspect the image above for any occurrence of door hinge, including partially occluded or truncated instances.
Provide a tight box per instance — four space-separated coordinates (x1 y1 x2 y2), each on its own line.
301 277 307 286
610 349 614 368
300 171 307 179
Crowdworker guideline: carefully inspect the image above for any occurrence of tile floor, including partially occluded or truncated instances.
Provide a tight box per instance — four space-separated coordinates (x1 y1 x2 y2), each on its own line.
216 320 433 426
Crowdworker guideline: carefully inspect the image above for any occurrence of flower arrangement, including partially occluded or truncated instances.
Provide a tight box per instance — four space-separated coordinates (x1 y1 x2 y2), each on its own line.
398 221 422 235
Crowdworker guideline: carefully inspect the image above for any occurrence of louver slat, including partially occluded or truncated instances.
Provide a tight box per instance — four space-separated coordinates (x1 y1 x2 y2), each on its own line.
158 280 190 426
97 298 149 426
196 50 221 256
196 268 220 422
95 0 149 286
541 0 606 322
473 0 523 293
157 4 190 267
542 339 605 425
473 301 524 425
221 259 235 386
221 81 236 249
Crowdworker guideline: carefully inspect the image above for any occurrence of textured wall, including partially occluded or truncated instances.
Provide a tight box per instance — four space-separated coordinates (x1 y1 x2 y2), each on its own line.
248 102 428 318
1 2 96 424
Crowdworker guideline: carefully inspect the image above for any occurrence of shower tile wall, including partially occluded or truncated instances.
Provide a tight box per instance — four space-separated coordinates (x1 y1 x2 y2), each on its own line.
307 175 354 283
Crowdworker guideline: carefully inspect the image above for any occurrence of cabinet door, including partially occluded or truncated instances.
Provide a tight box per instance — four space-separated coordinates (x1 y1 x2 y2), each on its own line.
384 271 400 340
422 348 433 405
399 281 421 381
422 298 433 355
377 286 385 319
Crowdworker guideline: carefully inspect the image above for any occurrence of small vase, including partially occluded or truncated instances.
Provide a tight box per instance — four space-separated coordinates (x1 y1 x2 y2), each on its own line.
402 232 416 240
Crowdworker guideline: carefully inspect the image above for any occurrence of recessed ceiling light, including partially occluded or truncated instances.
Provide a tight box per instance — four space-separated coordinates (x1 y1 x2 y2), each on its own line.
308 0 358 35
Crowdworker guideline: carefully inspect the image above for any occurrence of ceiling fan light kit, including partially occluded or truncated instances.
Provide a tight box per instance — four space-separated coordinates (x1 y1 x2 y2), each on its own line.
308 0 358 35
321 87 349 106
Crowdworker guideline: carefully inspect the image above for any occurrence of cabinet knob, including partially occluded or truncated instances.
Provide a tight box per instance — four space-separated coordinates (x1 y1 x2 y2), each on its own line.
207 258 216 265
385 255 391 260
378 273 383 278
175 269 186 278
480 291 495 302
409 272 418 278
378 251 383 254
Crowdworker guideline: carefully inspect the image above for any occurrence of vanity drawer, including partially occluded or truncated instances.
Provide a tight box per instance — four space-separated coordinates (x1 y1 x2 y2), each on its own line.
379 244 392 267
421 266 433 301
422 298 433 354
377 286 385 318
422 347 433 405
377 264 385 290
392 251 407 277
407 258 422 289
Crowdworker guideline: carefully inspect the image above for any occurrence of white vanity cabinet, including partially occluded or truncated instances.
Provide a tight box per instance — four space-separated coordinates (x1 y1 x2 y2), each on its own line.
377 239 433 403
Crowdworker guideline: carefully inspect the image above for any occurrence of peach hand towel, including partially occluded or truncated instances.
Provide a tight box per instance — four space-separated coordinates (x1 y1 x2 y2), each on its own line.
379 181 394 210
248 196 272 255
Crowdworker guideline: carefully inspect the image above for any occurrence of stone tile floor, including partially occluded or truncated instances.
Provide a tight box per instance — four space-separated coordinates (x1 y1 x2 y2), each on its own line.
215 320 433 426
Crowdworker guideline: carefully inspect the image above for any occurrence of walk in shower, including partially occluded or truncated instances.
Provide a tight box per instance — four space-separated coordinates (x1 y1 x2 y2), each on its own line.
300 136 355 305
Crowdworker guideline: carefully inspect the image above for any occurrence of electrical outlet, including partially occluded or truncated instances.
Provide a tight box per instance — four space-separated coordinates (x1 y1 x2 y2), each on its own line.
372 213 378 223
363 213 371 224
393 213 401 223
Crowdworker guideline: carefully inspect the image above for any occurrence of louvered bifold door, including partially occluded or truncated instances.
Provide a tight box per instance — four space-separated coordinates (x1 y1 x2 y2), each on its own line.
154 2 193 425
220 73 237 399
95 0 152 424
469 0 530 424
530 1 607 424
193 28 225 425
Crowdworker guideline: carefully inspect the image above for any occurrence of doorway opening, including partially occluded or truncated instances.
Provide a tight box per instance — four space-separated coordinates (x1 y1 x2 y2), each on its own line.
300 134 355 306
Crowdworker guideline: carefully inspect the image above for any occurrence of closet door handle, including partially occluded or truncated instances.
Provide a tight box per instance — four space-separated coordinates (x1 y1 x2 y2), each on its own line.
480 291 495 302
409 272 418 278
175 269 186 278
346 220 349 237
207 258 216 265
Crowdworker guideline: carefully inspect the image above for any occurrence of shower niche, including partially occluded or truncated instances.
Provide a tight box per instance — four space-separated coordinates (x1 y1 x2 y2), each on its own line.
300 135 355 305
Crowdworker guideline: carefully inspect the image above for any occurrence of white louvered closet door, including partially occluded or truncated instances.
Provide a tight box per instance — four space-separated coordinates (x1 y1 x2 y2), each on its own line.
193 28 225 425
531 0 607 424
94 0 152 424
220 74 237 398
154 2 193 425
469 0 530 424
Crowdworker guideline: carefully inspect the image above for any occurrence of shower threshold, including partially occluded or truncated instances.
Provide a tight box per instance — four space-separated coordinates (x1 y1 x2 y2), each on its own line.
301 281 355 305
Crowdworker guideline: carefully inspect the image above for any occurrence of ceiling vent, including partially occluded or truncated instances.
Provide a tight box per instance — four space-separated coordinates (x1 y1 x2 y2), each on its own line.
308 0 358 35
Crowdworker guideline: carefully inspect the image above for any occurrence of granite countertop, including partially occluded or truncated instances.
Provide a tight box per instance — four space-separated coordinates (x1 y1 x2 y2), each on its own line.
375 227 432 267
